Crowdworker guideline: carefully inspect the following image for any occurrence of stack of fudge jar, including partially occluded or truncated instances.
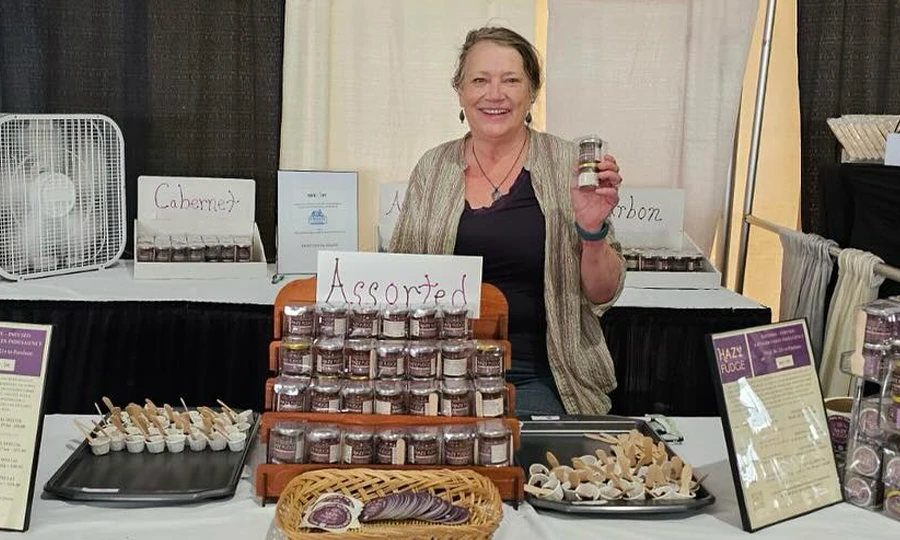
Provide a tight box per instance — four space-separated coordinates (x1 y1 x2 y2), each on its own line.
267 302 513 468
843 298 900 520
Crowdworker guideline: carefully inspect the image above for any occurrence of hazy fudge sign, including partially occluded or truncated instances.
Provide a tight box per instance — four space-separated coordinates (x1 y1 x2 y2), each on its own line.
706 320 841 533
315 251 483 318
0 322 52 532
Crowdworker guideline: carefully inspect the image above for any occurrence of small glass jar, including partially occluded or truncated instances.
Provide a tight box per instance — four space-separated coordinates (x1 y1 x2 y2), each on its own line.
309 377 342 413
623 251 640 272
657 255 672 272
313 337 345 377
202 235 221 262
280 335 313 376
640 252 659 272
317 303 348 338
475 377 507 418
864 300 900 346
441 339 474 378
349 304 381 338
187 235 206 263
409 306 440 339
342 426 374 464
374 379 407 415
689 255 705 272
407 379 439 416
136 237 155 262
220 235 237 262
171 235 188 262
235 236 252 262
407 341 439 379
341 379 374 414
671 255 689 272
375 340 406 378
268 421 305 464
441 305 470 339
473 341 505 378
345 338 376 379
407 426 441 465
441 378 474 417
374 427 406 465
863 342 890 381
476 419 511 467
380 306 409 339
442 424 475 466
283 304 316 338
273 375 310 412
154 235 172 262
306 424 342 464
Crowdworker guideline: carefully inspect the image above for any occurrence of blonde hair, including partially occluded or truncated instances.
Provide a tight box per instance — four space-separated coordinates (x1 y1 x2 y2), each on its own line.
451 26 542 99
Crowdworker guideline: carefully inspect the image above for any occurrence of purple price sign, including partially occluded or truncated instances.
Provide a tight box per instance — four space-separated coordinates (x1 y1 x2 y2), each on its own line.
0 325 48 378
712 321 812 384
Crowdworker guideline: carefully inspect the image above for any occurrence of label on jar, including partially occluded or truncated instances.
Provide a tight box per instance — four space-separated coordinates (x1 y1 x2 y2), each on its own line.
410 318 438 339
408 355 436 378
444 440 474 466
282 351 312 375
311 396 340 413
475 353 503 377
277 392 305 412
317 351 344 375
334 317 347 336
443 355 468 377
343 395 373 414
269 433 300 463
442 395 471 417
348 350 375 377
382 319 407 338
378 352 404 377
442 316 468 337
343 441 373 464
309 441 340 463
408 394 437 416
287 314 314 336
476 392 504 417
410 441 438 464
478 439 509 465
375 398 394 415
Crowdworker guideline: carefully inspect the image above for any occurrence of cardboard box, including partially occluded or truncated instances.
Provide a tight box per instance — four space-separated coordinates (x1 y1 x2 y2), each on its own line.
133 176 267 280
622 233 722 289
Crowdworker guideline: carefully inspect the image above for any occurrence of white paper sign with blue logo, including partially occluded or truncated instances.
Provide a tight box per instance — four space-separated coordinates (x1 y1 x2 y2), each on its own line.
276 171 359 275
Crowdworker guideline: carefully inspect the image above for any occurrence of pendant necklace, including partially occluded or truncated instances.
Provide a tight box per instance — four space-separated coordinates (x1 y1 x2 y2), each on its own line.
472 132 529 202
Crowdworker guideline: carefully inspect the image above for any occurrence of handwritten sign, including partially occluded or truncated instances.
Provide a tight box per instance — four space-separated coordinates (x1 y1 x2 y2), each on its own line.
316 251 483 317
137 176 256 222
609 188 684 249
377 183 408 252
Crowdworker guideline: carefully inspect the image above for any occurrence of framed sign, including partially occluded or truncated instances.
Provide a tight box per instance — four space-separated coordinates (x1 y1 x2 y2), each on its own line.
0 322 53 532
706 320 842 532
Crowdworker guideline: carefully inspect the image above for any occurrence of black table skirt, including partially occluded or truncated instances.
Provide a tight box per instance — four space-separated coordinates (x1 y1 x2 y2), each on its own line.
1 300 769 416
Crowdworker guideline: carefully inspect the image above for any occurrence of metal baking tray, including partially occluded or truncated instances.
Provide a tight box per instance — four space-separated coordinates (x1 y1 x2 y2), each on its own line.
43 412 259 505
516 415 715 515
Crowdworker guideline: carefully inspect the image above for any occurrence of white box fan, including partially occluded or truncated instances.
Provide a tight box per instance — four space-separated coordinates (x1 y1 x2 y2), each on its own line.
0 114 126 280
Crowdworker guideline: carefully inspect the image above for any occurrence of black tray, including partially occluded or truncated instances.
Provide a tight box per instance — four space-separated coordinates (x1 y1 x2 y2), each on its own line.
43 412 259 505
516 415 715 515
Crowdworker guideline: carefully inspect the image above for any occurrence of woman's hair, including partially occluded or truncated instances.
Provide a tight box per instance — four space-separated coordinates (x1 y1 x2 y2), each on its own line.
451 26 542 99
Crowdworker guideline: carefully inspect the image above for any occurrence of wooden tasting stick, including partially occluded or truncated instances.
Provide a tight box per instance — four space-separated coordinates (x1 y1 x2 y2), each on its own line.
73 419 94 441
216 399 236 423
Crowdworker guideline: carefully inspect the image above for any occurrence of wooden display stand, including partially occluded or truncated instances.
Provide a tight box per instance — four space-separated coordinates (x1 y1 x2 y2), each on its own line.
256 277 524 503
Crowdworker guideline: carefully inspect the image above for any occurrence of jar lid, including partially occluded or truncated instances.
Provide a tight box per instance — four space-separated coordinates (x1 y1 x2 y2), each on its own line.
344 428 374 441
282 335 311 346
375 427 406 441
272 421 306 436
442 424 475 440
315 337 345 351
408 341 438 355
353 304 381 315
408 379 438 395
375 379 405 396
317 302 348 314
476 376 506 392
442 378 473 395
863 299 900 316
311 377 342 393
441 339 474 353
307 426 341 440
381 306 409 317
476 419 510 437
346 338 376 351
409 427 440 441
864 342 891 351
476 341 504 353
376 340 407 354
442 305 469 316
342 380 374 394
411 305 437 318
284 304 315 316
274 375 310 393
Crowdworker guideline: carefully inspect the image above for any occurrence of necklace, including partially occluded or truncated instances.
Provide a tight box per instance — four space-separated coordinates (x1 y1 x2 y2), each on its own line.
472 132 529 202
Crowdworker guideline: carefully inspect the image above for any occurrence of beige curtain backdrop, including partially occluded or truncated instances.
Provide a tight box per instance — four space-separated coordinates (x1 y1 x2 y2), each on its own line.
279 0 536 251
544 0 758 255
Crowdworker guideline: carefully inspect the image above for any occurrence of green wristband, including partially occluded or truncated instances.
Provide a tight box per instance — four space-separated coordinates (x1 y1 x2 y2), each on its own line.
575 221 609 242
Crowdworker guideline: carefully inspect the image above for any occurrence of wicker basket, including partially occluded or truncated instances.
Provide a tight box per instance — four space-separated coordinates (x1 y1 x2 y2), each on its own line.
275 468 503 540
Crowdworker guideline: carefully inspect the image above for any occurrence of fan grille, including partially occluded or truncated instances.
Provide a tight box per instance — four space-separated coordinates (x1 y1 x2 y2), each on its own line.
0 114 126 280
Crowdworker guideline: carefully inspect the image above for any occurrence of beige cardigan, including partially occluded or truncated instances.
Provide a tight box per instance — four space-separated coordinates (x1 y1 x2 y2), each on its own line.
389 129 626 414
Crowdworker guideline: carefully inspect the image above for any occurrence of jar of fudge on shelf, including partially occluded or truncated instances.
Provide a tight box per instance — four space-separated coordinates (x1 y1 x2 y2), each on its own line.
313 337 345 377
341 379 374 414
280 335 313 376
407 426 441 465
273 375 310 412
407 340 440 379
171 235 188 262
136 237 155 262
306 424 342 464
316 303 348 338
374 379 407 415
409 306 440 340
441 378 474 418
283 304 316 338
219 235 237 262
375 340 406 378
268 421 305 464
407 379 439 416
475 377 507 418
342 426 374 465
154 235 172 262
863 300 900 346
349 304 381 338
235 236 252 262
442 424 476 466
476 419 511 467
441 339 474 379
187 235 205 263
380 306 409 339
374 426 406 465
473 341 505 378
345 338 376 379
441 305 471 339
309 377 342 413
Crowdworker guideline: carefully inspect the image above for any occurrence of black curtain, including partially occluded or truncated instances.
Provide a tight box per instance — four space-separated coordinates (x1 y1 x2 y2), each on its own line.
0 0 284 259
797 0 900 235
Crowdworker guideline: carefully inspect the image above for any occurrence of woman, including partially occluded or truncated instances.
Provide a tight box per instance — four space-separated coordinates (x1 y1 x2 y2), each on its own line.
390 26 624 415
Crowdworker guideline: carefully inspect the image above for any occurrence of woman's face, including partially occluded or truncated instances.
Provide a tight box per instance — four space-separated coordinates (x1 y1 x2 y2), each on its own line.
457 41 532 141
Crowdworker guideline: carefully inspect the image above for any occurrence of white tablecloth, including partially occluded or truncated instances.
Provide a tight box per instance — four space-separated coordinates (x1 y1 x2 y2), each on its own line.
22 416 894 539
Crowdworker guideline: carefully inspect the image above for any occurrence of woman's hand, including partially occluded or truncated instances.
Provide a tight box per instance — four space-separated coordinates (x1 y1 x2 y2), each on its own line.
570 155 622 232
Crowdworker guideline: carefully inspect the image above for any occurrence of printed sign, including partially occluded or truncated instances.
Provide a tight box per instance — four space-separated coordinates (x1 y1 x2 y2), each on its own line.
315 251 483 317
137 176 256 222
610 188 684 248
707 320 842 533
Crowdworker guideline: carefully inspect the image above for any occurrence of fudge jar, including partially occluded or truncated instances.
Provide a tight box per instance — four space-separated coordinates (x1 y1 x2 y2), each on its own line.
441 305 470 339
623 251 640 272
341 379 374 414
171 235 188 262
656 254 673 272
202 235 221 262
342 426 374 465
219 235 237 262
407 379 439 416
476 419 511 467
441 339 474 378
306 425 342 464
235 236 252 262
374 427 406 465
640 251 660 271
380 306 409 339
863 300 900 345
441 378 474 418
309 377 342 413
283 304 316 338
136 237 155 262
407 426 441 465
345 338 376 379
317 303 348 338
268 421 305 464
280 335 313 376
154 235 172 262
187 235 206 263
475 377 507 418
442 424 476 466
473 341 505 378
409 306 440 339
374 379 407 415
407 341 439 379
313 337 345 377
671 255 689 272
688 255 704 272
375 340 406 378
349 304 381 338
862 342 890 381
273 375 310 412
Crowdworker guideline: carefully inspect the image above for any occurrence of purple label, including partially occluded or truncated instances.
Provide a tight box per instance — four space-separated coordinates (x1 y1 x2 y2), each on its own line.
828 416 850 447
745 323 811 377
711 335 752 384
0 326 48 377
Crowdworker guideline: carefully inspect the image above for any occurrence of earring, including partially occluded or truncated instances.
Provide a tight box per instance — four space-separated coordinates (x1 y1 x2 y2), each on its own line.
459 110 465 123
525 111 533 125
